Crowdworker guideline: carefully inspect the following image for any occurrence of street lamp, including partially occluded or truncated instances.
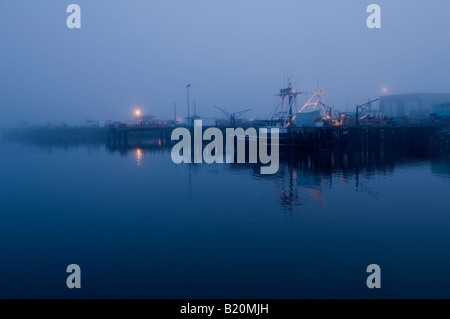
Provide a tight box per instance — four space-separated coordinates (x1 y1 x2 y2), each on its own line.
187 84 191 126
134 108 143 126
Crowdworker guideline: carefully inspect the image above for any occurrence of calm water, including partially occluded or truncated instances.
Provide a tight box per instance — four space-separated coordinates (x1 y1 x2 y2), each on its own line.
0 138 450 299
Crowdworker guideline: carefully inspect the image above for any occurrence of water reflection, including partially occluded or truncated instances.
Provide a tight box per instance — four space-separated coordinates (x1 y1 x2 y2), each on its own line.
2 131 450 298
110 141 450 212
431 154 450 179
210 148 448 210
7 131 450 212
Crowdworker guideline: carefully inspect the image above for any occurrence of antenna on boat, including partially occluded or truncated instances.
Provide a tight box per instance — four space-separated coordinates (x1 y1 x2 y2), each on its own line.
285 88 326 128
298 88 325 113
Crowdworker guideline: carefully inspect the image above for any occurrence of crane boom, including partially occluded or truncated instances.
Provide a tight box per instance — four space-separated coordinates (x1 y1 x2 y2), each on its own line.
234 108 251 118
214 106 251 126
214 105 231 118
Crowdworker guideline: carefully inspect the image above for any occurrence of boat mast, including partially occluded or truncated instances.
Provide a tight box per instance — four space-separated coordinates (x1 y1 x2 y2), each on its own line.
272 78 303 126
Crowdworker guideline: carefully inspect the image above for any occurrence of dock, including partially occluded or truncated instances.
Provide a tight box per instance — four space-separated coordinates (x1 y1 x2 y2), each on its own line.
4 123 448 156
285 125 441 152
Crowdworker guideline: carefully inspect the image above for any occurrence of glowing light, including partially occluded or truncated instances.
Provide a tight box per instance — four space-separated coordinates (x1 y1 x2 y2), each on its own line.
382 87 388 93
134 109 142 117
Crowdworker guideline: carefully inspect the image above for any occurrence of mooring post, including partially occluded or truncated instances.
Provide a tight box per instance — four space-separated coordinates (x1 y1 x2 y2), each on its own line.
112 128 117 148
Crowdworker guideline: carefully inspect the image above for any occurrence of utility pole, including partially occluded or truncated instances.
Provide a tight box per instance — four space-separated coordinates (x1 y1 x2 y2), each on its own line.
193 101 196 118
186 84 191 126
173 102 176 124
356 106 360 126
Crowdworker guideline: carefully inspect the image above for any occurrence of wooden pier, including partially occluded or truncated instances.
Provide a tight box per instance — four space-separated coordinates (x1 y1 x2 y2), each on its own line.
106 126 173 149
4 124 447 155
106 124 443 153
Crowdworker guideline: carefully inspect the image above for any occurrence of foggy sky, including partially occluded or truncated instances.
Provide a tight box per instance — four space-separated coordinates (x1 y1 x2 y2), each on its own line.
1 0 449 127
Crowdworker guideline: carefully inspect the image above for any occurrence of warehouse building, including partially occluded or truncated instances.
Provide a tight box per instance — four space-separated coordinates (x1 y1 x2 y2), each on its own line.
378 93 450 119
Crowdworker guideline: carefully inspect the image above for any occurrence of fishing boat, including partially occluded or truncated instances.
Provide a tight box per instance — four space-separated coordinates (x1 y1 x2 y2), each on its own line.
252 82 301 135
289 88 326 128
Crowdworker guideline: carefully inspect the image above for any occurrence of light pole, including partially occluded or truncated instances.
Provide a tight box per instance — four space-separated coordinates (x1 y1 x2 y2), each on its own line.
186 84 191 127
193 101 196 118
